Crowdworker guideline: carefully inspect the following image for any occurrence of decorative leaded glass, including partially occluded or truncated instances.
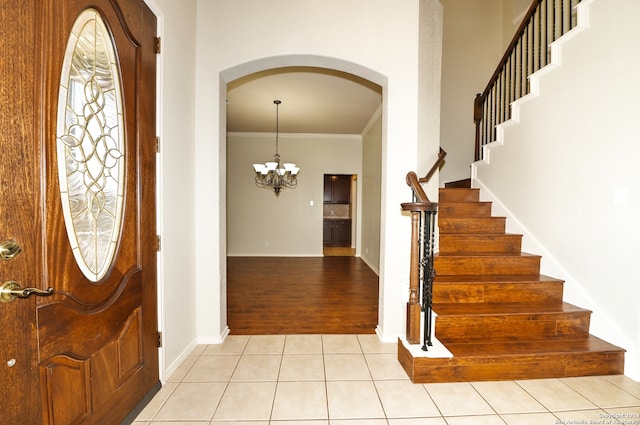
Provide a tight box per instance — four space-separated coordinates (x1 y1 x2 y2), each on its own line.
56 9 125 282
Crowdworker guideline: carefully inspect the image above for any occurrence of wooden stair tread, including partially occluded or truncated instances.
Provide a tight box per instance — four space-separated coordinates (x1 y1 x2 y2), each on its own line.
439 233 523 254
433 302 592 343
432 274 565 305
439 202 493 217
438 186 480 202
444 335 626 358
436 252 540 258
435 252 541 276
434 274 563 283
399 336 625 383
439 232 522 237
439 216 505 220
433 301 589 316
438 217 507 234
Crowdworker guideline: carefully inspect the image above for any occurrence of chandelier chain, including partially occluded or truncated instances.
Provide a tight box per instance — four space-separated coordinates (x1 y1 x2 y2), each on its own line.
275 99 280 157
252 99 299 197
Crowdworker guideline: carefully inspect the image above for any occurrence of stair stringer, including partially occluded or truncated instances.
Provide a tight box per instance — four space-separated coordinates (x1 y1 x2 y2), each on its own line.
470 178 634 377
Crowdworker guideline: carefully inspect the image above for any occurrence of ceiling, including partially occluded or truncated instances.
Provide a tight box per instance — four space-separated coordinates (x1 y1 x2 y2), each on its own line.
226 67 382 135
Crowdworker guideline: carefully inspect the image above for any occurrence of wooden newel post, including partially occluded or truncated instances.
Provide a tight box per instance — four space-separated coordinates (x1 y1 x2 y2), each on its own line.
406 209 421 344
474 93 484 162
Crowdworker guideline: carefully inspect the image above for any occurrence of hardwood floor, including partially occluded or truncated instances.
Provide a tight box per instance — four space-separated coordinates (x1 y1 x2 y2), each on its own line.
227 256 379 334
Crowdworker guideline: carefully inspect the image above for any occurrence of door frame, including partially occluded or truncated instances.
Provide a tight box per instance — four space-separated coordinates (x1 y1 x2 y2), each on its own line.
142 0 166 385
0 2 42 422
322 173 358 252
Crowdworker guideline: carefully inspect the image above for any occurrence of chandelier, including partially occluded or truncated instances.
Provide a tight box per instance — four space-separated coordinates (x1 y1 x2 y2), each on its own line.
252 100 300 196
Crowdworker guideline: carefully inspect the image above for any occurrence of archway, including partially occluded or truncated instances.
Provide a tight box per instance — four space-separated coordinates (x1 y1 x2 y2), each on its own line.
220 56 386 334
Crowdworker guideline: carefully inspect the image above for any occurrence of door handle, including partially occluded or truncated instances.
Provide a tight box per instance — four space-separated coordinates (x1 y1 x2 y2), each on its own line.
0 281 54 303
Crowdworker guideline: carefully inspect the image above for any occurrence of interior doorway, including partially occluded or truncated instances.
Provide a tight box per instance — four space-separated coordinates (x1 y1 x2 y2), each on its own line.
223 59 384 336
323 174 357 257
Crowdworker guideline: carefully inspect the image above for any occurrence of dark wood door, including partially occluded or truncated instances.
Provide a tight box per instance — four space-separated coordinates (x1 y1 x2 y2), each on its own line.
0 0 158 424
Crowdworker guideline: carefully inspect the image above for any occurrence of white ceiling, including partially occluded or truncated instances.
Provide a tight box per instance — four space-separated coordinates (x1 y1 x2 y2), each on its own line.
226 67 382 135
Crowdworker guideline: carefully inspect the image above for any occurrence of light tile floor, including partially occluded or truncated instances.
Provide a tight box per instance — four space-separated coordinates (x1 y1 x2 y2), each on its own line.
134 334 640 425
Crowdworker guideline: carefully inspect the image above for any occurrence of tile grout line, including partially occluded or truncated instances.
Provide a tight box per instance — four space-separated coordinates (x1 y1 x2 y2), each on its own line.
206 334 250 423
359 334 391 422
360 334 388 424
601 375 640 405
267 334 287 423
468 380 507 422
322 334 331 423
421 381 447 422
207 336 246 423
512 378 562 423
149 345 204 422
563 376 640 415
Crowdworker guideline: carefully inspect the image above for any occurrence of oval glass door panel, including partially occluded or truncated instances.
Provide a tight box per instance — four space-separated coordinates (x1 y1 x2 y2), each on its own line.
56 9 125 282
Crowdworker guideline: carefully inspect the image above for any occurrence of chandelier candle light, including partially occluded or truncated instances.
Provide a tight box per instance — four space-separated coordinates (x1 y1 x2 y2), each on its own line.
253 100 300 196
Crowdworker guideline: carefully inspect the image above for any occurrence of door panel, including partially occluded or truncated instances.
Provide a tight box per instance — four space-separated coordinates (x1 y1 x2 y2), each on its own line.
0 0 158 423
39 0 158 423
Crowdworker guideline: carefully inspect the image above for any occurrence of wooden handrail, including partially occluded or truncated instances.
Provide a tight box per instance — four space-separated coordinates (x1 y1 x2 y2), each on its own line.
474 0 582 161
419 147 447 184
403 148 446 206
405 172 430 204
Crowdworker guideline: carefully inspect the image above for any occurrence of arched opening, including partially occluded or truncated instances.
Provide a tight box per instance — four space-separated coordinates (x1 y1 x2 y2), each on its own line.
221 56 386 334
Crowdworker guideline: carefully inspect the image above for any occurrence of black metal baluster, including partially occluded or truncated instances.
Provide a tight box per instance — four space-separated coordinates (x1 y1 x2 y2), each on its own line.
421 210 437 351
560 0 565 36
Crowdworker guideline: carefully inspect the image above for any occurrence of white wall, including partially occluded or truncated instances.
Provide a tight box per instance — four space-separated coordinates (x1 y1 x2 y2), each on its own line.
439 0 505 185
144 0 198 379
227 133 362 256
418 0 443 202
501 0 532 48
474 0 640 379
361 110 383 273
146 0 443 376
193 0 442 343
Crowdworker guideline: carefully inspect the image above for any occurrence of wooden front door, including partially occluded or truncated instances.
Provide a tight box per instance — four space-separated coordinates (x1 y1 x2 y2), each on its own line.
0 0 159 424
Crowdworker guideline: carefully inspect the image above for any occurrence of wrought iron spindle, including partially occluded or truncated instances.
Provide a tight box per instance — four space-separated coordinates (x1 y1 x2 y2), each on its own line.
419 209 437 351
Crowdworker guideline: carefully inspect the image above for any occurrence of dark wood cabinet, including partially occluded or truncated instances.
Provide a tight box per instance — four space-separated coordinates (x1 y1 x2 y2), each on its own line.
323 219 352 247
323 220 333 244
323 174 352 247
324 174 351 203
334 220 352 245
323 175 332 203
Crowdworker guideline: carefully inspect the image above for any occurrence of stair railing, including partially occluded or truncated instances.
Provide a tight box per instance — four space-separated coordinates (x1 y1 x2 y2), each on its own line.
474 0 582 161
401 149 445 350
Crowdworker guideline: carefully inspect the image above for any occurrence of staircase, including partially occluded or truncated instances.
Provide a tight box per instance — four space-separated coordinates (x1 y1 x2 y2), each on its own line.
398 187 625 383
